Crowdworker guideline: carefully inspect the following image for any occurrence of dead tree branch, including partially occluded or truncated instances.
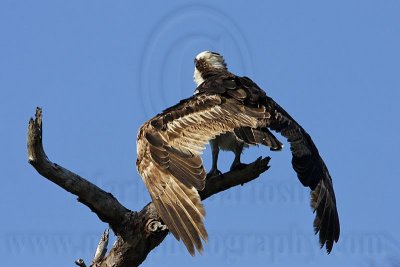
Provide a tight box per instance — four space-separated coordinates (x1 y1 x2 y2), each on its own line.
27 107 129 229
75 259 87 267
92 229 109 265
27 107 271 267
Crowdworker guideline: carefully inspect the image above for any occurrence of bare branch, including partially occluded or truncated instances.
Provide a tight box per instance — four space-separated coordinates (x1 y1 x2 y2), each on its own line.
27 107 130 230
92 229 109 265
27 108 271 267
75 259 87 267
199 156 271 200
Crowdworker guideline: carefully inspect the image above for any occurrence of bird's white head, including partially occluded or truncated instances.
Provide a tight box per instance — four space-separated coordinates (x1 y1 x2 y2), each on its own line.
193 51 227 86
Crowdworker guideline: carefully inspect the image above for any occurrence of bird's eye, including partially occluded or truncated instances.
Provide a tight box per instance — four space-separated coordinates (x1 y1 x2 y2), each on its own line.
194 59 197 65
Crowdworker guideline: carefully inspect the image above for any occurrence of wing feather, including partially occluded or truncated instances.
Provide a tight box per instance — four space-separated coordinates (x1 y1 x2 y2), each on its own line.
137 93 267 255
233 127 283 150
137 71 340 255
266 96 340 253
162 183 198 254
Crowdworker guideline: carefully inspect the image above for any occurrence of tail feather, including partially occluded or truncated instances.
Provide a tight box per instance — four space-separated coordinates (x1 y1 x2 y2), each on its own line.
234 127 283 150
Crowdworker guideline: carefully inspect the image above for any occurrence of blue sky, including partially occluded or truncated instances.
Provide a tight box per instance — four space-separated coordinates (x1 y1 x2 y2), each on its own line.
1 1 400 266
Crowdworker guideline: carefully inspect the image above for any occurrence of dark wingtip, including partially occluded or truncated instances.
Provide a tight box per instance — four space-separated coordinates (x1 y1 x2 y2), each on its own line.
325 240 333 254
311 178 340 254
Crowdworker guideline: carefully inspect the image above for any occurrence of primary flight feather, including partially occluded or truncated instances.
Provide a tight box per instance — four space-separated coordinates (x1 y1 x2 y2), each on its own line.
136 51 340 255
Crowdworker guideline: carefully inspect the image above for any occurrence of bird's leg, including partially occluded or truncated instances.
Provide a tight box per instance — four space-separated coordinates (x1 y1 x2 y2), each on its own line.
230 142 247 171
207 139 222 178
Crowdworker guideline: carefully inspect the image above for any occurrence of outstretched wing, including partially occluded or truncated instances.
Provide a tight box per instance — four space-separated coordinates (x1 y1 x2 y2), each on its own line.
266 97 340 253
198 73 340 252
137 93 268 255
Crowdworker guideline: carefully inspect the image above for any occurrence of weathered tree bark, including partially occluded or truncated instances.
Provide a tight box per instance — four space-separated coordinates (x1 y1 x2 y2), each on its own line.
27 107 271 267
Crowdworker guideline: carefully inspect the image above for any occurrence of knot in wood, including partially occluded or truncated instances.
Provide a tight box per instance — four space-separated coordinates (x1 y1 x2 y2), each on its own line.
145 219 167 233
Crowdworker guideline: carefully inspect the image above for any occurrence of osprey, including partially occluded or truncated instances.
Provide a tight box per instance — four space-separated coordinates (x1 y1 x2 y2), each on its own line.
136 51 340 256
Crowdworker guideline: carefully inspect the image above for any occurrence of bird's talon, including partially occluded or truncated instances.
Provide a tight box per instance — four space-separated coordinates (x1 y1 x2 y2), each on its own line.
207 169 222 178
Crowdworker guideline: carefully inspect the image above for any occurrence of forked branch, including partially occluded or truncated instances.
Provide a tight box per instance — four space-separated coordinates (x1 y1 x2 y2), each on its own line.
27 107 271 267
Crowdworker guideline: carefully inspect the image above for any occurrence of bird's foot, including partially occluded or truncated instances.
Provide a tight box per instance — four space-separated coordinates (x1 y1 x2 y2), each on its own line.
230 162 248 171
206 168 222 178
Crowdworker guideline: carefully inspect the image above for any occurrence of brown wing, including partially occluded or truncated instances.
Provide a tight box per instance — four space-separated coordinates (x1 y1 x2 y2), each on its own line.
266 97 340 253
136 93 268 255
